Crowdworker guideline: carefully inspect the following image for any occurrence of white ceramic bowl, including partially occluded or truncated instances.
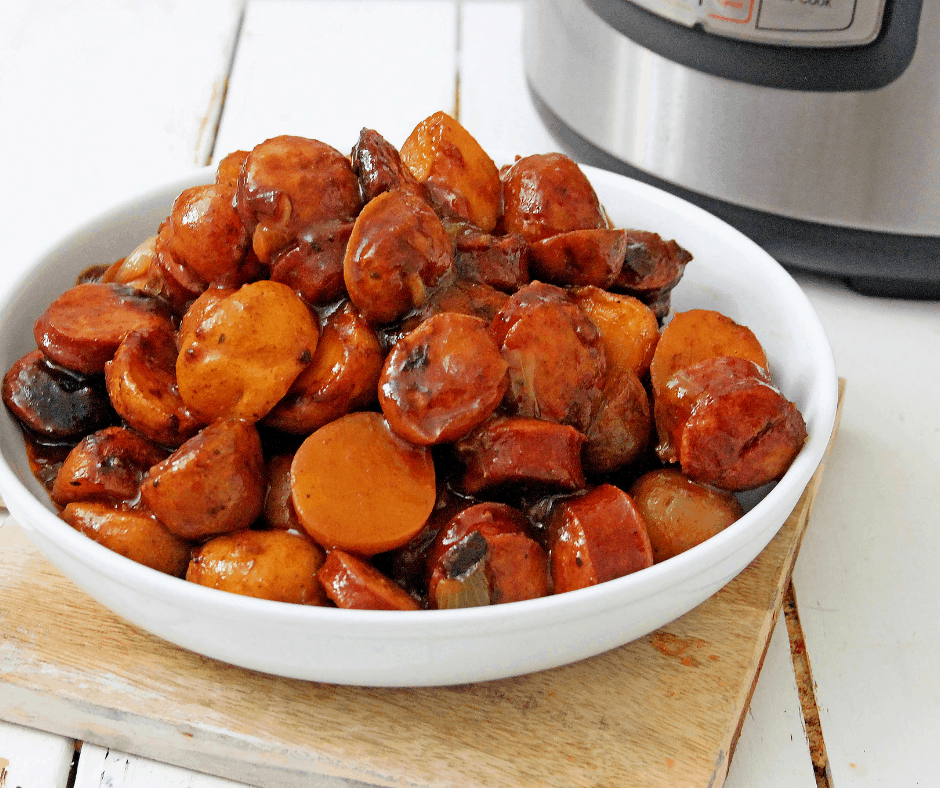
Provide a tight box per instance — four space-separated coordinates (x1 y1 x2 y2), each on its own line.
0 163 839 686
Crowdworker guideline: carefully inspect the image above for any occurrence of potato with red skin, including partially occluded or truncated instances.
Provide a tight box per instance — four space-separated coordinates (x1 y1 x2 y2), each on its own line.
528 228 628 289
264 301 384 435
344 188 454 326
630 469 743 562
400 111 502 232
176 280 319 423
105 325 202 448
60 502 192 577
291 411 437 556
33 282 175 375
455 416 587 495
318 550 421 611
490 281 606 432
379 312 509 445
139 418 266 540
187 529 327 605
650 308 768 397
501 153 608 244
655 355 808 490
546 484 654 594
51 426 168 507
234 135 363 265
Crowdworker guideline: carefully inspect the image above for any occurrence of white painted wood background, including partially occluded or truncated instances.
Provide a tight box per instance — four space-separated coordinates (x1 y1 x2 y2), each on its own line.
2 1 938 786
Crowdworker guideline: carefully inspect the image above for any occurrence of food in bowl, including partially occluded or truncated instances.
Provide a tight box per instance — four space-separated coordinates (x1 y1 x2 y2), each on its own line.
1 111 808 614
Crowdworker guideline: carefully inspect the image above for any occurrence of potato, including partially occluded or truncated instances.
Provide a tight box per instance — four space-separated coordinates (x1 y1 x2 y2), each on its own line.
400 110 501 232
140 418 266 540
570 285 659 379
187 529 327 605
629 468 743 562
649 308 768 396
60 502 192 577
263 300 384 434
176 280 319 423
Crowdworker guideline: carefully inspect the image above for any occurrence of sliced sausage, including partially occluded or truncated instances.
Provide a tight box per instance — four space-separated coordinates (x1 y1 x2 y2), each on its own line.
350 127 425 203
105 324 202 448
528 228 627 289
490 281 606 432
51 426 167 507
379 312 509 445
2 349 114 440
263 300 384 434
452 224 530 292
269 220 355 306
455 416 587 495
33 282 175 374
546 483 653 594
235 135 363 265
318 550 421 611
344 188 454 326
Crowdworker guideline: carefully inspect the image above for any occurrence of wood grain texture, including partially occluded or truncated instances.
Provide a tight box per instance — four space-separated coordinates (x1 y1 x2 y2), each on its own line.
0 385 841 788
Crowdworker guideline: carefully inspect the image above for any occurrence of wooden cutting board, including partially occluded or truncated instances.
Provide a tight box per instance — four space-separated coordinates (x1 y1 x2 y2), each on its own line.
0 383 843 788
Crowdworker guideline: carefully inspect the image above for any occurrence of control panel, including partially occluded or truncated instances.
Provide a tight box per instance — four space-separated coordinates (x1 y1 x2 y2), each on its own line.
628 0 888 46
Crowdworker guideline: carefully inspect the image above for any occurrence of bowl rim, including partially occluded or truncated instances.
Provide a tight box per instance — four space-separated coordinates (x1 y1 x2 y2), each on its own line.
0 160 840 640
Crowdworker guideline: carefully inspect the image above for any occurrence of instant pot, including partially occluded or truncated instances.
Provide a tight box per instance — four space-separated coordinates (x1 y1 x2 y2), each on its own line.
524 0 940 298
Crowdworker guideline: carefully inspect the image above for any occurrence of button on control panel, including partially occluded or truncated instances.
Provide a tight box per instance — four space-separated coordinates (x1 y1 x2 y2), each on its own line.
624 0 887 45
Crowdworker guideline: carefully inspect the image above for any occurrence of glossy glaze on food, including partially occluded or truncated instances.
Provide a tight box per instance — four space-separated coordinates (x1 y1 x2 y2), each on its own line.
1 112 808 611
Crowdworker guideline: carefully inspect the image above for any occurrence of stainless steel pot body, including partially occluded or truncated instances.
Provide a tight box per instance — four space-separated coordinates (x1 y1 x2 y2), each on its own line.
524 0 940 237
